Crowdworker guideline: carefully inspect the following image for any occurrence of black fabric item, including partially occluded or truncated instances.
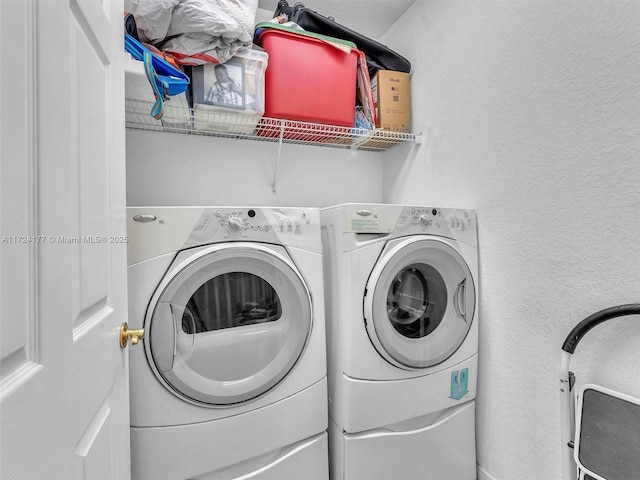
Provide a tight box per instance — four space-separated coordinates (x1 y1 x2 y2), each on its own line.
124 12 140 40
274 1 411 77
274 0 297 20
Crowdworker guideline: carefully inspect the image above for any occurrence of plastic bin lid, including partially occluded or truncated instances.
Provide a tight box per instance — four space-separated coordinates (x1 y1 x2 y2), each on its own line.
254 22 358 50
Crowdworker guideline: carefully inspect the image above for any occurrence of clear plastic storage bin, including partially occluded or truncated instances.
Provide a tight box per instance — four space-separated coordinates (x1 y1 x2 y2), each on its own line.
191 48 268 135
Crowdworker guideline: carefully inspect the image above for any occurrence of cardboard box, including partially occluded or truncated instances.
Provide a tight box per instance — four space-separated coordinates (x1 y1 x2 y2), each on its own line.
371 70 411 132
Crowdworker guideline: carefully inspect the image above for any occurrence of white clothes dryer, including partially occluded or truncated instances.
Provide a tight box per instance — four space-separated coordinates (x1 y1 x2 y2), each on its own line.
127 206 328 480
320 203 479 480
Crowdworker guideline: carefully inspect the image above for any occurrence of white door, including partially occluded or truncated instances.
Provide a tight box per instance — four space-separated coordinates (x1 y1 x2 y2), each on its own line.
0 1 129 479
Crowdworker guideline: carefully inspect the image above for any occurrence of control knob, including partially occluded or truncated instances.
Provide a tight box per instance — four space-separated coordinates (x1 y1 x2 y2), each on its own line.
417 215 430 228
226 216 244 233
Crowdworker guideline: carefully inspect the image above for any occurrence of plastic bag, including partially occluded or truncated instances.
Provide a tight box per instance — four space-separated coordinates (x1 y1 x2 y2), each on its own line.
124 0 179 43
124 0 258 65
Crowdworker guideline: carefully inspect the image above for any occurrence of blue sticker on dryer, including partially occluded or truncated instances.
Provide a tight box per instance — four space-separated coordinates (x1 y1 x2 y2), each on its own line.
450 368 469 400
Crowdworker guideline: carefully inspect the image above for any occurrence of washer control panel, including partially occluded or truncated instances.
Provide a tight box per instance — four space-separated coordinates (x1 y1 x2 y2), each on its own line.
402 206 476 246
405 207 474 234
338 204 477 246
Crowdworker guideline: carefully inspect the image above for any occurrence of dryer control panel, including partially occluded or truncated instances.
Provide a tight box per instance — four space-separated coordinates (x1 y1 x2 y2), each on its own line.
126 206 322 264
215 209 273 235
212 209 313 236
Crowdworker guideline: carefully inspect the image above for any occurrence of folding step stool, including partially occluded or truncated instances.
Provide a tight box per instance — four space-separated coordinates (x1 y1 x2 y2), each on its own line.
560 304 640 480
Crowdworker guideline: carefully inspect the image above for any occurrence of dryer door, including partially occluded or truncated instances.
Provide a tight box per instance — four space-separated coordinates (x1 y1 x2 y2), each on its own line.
364 237 475 369
145 243 312 406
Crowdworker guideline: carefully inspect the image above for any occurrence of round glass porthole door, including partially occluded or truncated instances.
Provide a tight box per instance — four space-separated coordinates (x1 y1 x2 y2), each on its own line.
364 237 475 369
145 244 312 406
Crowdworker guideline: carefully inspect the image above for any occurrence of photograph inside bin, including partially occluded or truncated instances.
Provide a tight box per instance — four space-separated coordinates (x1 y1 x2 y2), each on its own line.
191 48 267 113
193 62 245 109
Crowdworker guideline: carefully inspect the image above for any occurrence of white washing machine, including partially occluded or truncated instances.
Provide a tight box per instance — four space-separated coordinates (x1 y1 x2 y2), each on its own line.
127 206 328 480
320 203 479 480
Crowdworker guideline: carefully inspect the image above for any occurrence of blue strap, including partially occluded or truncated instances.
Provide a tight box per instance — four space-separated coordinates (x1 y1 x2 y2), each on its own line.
144 51 165 120
126 33 189 120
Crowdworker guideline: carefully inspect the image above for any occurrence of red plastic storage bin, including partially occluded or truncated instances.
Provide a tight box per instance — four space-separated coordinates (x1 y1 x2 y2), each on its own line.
256 25 359 127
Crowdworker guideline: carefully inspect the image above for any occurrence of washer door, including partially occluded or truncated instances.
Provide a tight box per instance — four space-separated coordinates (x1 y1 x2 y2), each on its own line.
145 243 312 406
364 237 475 369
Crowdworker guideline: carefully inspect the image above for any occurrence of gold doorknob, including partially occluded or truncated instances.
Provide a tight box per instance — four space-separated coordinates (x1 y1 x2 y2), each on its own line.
119 322 145 348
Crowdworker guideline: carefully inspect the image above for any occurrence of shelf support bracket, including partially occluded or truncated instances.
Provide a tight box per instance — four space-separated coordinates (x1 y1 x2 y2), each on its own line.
272 120 285 194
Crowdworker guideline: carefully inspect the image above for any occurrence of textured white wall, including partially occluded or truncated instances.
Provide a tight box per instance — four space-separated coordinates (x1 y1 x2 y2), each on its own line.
382 1 640 479
126 130 384 207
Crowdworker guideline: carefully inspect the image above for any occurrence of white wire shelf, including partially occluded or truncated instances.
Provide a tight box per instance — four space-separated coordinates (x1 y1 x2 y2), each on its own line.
125 99 416 152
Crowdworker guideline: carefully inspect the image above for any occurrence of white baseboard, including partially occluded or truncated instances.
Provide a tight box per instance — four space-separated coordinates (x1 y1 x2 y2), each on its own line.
477 465 498 480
